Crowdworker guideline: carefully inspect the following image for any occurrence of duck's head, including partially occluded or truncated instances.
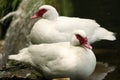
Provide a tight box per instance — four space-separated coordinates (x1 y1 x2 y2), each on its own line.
71 30 92 49
31 5 59 20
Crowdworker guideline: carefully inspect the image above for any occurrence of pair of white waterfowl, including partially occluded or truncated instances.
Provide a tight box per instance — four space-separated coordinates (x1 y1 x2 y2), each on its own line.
9 5 116 80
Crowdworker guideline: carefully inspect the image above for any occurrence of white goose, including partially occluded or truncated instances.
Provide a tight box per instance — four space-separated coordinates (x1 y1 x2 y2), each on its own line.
30 5 116 44
9 30 96 80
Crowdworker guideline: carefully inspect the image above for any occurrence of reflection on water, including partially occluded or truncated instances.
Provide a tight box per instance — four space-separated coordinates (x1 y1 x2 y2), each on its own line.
93 47 120 80
87 62 115 80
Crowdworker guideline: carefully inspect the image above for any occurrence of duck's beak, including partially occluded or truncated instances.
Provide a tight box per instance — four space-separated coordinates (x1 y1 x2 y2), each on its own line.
84 43 92 49
31 14 38 19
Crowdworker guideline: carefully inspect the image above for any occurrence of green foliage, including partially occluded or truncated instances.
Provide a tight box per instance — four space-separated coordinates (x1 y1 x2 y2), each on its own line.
44 0 73 16
0 0 7 9
45 0 54 5
0 0 22 17
58 0 73 16
0 0 22 39
0 0 9 17
12 0 21 10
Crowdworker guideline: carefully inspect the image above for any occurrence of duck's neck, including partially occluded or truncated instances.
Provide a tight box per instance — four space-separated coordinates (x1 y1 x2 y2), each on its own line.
44 10 59 20
46 15 58 20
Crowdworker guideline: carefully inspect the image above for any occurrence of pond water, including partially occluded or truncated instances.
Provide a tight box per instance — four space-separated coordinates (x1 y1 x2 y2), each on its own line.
93 40 120 80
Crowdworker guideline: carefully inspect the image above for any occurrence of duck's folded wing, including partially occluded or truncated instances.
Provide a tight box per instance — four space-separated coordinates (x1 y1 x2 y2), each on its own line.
28 45 60 64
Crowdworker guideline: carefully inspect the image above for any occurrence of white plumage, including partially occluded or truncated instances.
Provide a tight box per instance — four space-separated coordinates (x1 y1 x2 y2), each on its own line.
9 30 96 80
30 5 116 44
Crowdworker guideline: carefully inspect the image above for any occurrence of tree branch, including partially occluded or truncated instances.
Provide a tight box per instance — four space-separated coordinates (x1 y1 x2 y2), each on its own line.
0 11 17 22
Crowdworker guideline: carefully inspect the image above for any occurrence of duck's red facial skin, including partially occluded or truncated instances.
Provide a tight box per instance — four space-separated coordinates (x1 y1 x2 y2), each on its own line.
31 9 47 19
75 34 92 49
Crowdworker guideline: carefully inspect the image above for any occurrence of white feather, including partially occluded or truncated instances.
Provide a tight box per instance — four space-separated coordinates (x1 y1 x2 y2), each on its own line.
9 30 96 80
30 5 116 44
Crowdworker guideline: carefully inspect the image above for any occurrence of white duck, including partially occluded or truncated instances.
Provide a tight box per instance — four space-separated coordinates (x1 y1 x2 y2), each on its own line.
9 30 96 80
30 5 116 44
